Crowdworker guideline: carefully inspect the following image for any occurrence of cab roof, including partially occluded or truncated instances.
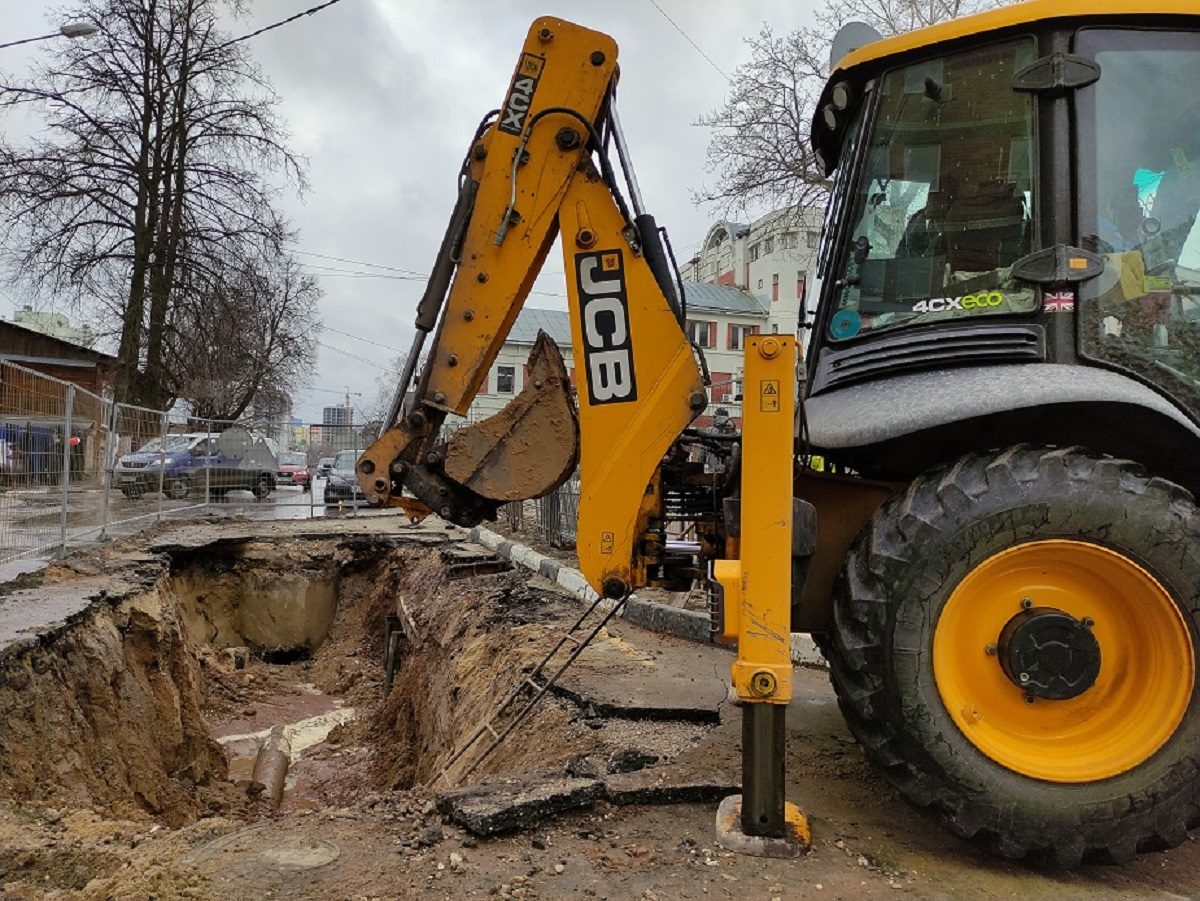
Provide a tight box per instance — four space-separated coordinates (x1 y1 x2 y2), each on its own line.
813 0 1200 174
832 0 1199 75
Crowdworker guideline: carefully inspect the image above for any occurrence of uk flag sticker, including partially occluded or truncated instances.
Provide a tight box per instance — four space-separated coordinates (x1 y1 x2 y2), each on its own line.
1044 291 1075 313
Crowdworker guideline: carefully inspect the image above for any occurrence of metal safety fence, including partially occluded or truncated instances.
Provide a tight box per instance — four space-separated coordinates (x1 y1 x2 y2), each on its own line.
0 359 588 568
0 361 385 568
500 473 580 549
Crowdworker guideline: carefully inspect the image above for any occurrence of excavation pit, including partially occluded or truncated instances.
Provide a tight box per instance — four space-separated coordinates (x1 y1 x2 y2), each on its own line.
0 523 725 898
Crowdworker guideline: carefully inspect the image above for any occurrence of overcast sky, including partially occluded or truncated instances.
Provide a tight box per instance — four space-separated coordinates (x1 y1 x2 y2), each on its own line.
2 0 821 424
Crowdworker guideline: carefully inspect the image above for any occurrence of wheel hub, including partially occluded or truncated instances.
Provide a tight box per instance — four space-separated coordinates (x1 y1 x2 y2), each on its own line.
997 606 1101 700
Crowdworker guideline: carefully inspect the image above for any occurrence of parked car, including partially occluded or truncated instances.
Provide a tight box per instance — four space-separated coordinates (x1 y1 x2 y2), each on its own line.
323 449 365 506
316 457 335 478
114 430 277 500
277 451 311 490
114 433 208 499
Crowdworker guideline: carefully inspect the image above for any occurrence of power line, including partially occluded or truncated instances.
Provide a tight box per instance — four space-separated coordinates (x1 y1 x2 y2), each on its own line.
220 0 346 49
290 248 423 276
647 0 728 81
321 324 405 355
316 339 388 370
293 249 569 298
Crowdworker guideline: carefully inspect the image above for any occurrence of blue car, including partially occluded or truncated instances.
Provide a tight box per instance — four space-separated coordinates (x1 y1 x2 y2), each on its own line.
115 432 277 500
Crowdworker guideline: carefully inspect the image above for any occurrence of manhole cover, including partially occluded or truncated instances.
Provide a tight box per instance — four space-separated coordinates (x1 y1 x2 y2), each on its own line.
185 824 340 873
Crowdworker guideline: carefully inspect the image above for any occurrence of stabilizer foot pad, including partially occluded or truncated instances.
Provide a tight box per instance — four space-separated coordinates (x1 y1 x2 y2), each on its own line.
714 794 810 859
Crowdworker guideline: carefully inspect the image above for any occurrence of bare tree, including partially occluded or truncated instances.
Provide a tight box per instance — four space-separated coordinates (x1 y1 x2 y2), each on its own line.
167 249 318 421
0 0 314 408
696 0 1014 216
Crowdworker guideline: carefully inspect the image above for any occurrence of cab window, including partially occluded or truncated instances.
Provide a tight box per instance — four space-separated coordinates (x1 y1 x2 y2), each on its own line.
830 38 1038 341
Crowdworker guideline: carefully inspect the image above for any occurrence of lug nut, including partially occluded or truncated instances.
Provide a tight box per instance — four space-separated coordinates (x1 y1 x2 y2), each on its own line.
1082 616 1095 629
448 354 458 367
984 643 998 657
433 391 446 403
464 309 475 321
1020 597 1033 609
1018 672 1031 684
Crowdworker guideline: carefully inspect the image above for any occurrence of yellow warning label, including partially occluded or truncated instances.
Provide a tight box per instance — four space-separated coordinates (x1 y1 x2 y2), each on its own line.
602 252 620 271
521 55 545 78
600 531 614 554
760 379 780 412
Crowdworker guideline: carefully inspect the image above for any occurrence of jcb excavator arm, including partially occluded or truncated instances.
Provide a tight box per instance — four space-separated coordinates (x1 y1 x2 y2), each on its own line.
359 17 707 598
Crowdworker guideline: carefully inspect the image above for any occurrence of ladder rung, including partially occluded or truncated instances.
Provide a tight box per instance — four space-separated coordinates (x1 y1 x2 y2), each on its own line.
485 723 499 738
560 631 582 646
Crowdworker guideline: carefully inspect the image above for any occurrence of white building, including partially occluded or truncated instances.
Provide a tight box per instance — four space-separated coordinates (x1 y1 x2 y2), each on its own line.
10 306 95 346
470 280 769 428
682 207 824 346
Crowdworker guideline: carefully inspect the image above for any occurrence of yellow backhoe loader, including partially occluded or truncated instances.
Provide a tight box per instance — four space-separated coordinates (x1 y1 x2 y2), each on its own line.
362 0 1200 866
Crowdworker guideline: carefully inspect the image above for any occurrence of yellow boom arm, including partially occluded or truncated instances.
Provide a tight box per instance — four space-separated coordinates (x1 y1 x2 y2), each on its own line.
359 17 705 598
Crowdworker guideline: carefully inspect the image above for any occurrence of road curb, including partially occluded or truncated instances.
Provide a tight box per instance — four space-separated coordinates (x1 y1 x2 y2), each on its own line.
467 526 827 669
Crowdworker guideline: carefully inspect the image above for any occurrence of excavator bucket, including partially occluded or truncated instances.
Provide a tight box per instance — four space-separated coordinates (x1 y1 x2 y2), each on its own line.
443 331 579 502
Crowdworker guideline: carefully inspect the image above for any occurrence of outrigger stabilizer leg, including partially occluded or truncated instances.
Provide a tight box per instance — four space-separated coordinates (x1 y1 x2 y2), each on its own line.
712 335 811 858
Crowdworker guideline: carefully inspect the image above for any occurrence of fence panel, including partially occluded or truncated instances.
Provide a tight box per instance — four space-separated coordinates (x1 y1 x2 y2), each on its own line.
0 361 77 561
0 360 591 567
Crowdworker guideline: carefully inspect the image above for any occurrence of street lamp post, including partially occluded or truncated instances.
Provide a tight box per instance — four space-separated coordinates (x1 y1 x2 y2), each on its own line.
0 22 99 51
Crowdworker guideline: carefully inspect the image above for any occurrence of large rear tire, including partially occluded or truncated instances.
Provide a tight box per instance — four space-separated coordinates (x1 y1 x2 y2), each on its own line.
830 446 1200 866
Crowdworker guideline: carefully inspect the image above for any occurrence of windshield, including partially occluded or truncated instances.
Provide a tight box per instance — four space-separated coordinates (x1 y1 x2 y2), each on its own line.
829 38 1038 340
333 450 361 471
135 435 196 454
280 452 306 466
1077 29 1200 417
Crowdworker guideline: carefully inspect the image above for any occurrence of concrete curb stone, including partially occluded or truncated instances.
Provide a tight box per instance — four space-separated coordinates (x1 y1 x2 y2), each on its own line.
468 525 828 669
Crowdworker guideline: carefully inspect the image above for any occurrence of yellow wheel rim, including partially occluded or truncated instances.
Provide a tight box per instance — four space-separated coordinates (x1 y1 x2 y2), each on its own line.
933 540 1195 782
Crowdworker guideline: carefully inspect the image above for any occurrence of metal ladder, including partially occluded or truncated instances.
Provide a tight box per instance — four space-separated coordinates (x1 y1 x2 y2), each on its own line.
429 591 628 788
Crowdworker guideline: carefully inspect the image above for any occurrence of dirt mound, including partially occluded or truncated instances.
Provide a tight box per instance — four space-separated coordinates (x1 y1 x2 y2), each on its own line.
0 574 235 825
365 547 596 790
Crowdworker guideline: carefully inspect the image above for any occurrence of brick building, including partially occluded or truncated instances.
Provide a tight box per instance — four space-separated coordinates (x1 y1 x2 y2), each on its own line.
0 320 116 396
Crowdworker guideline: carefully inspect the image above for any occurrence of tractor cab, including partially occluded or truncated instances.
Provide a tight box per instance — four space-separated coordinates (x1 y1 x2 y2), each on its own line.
806 1 1200 492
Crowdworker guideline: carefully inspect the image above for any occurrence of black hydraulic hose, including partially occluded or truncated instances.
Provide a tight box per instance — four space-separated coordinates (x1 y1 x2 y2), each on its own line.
459 108 500 188
522 105 634 226
660 226 688 324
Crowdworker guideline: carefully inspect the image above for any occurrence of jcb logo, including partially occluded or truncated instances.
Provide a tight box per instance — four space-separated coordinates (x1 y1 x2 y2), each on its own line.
575 250 637 405
498 54 544 135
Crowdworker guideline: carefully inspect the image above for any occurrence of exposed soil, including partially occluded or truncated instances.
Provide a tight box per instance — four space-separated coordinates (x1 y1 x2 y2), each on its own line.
0 517 1197 899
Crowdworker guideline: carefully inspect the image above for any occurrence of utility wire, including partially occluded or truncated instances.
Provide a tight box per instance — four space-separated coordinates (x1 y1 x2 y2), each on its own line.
290 248 423 276
647 0 728 81
220 0 346 49
316 339 388 369
294 252 569 298
321 324 405 355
